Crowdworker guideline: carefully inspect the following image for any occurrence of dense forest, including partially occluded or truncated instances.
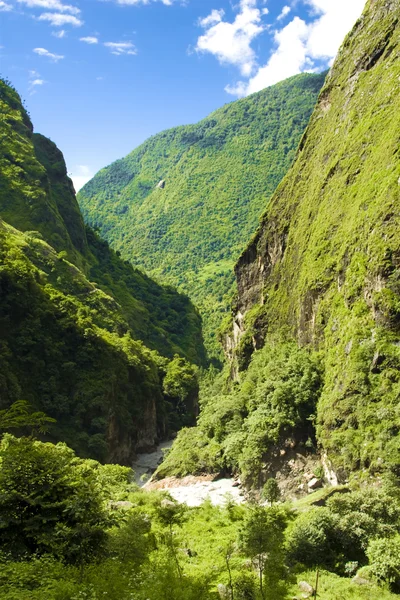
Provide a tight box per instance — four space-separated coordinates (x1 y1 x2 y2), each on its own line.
161 0 400 487
0 0 400 598
0 77 204 462
78 73 325 359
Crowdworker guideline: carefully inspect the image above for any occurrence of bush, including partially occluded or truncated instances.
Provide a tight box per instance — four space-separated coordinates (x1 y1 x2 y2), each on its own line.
285 508 342 569
367 535 400 590
0 435 111 563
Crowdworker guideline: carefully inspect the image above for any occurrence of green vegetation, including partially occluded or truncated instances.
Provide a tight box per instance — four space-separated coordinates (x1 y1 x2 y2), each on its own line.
0 429 398 599
0 218 174 461
157 342 322 485
0 77 206 461
0 80 205 365
159 0 400 487
229 0 400 478
78 73 325 359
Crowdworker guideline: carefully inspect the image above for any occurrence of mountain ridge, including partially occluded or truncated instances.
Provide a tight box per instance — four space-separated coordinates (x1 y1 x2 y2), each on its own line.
0 77 205 463
159 0 400 486
78 72 326 358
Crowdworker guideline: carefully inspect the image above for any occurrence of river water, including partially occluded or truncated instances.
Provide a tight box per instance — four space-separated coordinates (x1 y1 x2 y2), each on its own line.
132 442 244 507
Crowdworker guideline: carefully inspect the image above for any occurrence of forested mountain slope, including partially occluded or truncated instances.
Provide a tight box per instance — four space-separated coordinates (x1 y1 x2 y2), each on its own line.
161 0 400 485
0 78 205 462
0 79 205 366
78 73 325 359
231 0 400 477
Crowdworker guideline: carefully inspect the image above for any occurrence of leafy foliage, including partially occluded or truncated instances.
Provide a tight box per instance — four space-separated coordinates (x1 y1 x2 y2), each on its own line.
367 536 400 590
238 505 288 599
286 485 400 573
229 0 400 476
78 73 325 359
158 342 322 484
0 77 205 461
0 434 397 600
0 434 116 562
0 400 56 434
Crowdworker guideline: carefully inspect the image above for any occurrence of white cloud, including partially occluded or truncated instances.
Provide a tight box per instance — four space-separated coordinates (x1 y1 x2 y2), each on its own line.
80 36 98 44
33 47 64 61
245 16 309 93
198 9 225 28
226 0 366 96
104 41 136 55
28 69 46 94
196 0 265 77
305 0 365 60
277 5 290 21
0 1 12 11
111 0 177 4
38 12 83 26
52 28 66 37
17 0 80 13
71 165 93 192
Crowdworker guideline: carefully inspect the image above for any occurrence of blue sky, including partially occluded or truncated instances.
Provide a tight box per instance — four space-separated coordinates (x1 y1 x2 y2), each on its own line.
0 0 366 190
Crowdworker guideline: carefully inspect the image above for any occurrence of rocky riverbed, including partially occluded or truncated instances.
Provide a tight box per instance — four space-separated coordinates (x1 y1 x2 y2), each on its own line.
132 442 244 506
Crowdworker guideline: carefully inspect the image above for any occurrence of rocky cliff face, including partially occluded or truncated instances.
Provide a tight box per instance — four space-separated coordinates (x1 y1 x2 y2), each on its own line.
230 0 400 476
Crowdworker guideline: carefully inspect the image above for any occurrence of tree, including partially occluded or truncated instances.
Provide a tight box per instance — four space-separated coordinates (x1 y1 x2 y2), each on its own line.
0 434 110 565
156 497 187 579
163 355 199 429
367 536 400 591
262 479 281 505
0 400 56 435
238 506 287 599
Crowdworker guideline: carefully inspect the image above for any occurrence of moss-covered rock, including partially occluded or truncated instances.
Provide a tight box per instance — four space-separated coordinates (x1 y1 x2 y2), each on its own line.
232 0 400 477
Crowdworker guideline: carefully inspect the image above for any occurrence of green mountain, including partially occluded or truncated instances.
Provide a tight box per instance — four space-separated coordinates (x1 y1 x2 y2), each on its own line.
161 0 400 485
78 73 325 359
0 78 206 463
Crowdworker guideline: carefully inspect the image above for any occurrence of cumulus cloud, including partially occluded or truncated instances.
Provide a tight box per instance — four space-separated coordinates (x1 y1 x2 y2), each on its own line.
80 36 98 44
305 0 365 60
0 1 12 10
52 28 66 37
17 0 80 13
198 9 225 28
38 11 83 25
277 5 290 21
196 0 265 77
104 41 136 55
71 165 93 192
33 46 64 61
244 16 309 94
225 0 366 96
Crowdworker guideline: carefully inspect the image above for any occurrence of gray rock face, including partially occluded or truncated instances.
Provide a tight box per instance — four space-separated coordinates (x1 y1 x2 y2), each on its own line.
298 581 314 597
352 575 371 586
307 477 322 491
217 584 231 599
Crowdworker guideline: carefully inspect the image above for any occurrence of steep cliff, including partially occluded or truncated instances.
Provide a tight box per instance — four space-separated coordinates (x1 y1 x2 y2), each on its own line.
159 0 400 487
0 78 204 463
78 73 325 359
0 80 88 270
0 78 206 367
232 0 400 476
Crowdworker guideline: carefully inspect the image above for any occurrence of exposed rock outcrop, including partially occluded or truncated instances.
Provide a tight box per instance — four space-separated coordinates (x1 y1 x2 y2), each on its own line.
227 0 400 475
